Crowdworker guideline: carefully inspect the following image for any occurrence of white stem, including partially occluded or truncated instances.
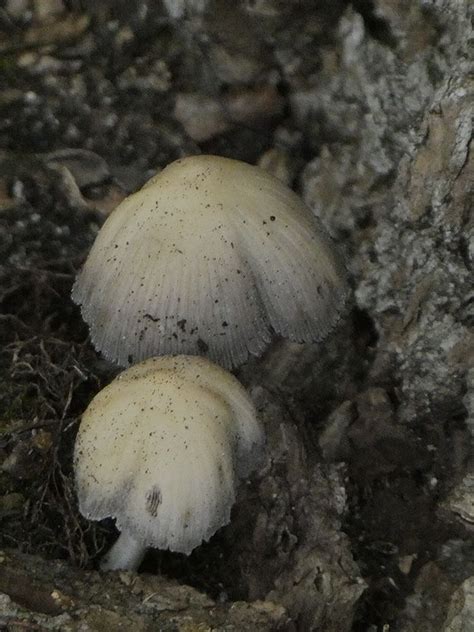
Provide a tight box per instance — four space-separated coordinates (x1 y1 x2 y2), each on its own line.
100 531 147 572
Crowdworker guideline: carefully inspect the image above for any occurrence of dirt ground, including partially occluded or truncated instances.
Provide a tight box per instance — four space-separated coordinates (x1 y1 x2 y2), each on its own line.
0 1 472 631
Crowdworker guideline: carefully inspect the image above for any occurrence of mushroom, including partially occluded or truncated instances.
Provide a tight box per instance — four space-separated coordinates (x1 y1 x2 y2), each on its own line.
74 355 263 571
72 155 348 369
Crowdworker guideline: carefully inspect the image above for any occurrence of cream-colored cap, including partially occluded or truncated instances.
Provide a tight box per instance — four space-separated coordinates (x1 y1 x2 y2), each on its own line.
74 355 262 554
73 155 348 368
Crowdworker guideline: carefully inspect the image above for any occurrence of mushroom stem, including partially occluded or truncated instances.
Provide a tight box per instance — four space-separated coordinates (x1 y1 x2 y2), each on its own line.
100 531 147 572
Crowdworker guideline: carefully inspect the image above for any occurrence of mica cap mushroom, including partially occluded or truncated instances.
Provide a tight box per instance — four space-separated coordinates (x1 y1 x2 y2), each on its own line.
72 154 348 369
74 355 263 571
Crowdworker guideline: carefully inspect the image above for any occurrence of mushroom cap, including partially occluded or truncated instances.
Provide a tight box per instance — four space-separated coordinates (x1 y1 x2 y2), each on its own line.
117 355 263 477
72 154 348 369
74 355 262 554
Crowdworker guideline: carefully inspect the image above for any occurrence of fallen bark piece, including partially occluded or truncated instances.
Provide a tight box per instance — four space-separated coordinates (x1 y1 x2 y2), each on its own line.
0 550 290 631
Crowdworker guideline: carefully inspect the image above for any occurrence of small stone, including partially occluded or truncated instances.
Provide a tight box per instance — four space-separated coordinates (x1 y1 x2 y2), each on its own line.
93 184 127 217
174 93 228 142
319 400 353 461
443 576 474 632
209 44 265 84
33 0 64 22
51 589 75 610
118 60 171 93
119 571 135 586
442 473 474 526
115 26 134 48
258 148 293 185
251 599 287 621
6 0 31 20
12 179 25 201
225 85 284 125
0 492 25 516
0 89 24 105
398 554 417 575
175 86 284 142
31 429 53 453
43 148 110 189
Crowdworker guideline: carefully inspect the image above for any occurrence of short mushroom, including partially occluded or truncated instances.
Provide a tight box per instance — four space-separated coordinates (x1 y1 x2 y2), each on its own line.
72 154 348 369
74 355 263 571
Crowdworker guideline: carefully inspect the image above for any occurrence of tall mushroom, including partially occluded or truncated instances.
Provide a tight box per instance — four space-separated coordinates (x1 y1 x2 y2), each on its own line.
72 154 348 369
74 355 263 571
